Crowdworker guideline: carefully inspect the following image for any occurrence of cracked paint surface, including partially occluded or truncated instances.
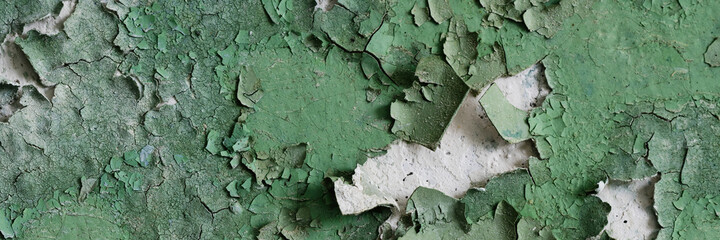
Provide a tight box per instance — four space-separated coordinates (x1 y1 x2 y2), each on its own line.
2 0 720 239
334 65 544 216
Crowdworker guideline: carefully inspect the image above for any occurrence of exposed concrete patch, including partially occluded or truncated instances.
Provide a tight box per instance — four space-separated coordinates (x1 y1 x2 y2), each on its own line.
334 65 547 218
596 176 660 240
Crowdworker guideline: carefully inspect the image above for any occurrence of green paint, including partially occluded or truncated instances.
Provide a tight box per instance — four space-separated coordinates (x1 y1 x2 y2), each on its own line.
461 169 530 224
390 56 469 149
399 187 519 240
480 84 531 143
3 0 720 239
0 209 13 238
705 38 720 67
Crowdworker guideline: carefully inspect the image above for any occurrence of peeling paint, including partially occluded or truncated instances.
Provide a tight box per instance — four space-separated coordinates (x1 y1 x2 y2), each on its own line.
334 64 545 219
2 0 719 239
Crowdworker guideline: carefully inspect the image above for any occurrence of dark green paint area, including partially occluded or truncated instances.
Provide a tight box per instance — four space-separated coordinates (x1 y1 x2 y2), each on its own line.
390 56 468 149
2 0 720 239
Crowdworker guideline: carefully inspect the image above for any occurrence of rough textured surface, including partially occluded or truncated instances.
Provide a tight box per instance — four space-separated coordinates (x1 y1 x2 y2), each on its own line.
334 65 545 216
597 177 659 240
336 93 534 215
2 0 720 239
390 56 469 149
480 84 531 143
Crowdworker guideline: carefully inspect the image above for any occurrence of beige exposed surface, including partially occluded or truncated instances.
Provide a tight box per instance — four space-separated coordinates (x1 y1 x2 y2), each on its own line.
597 177 659 239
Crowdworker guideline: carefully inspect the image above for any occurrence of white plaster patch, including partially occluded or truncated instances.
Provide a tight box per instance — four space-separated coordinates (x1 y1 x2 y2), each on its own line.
493 64 550 111
596 177 660 240
334 64 547 217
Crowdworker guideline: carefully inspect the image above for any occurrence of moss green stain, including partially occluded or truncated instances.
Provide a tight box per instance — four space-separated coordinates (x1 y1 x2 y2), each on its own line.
2 0 720 239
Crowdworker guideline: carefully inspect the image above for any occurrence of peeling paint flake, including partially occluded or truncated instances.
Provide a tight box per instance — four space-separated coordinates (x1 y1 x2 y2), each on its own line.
480 84 531 143
390 56 469 149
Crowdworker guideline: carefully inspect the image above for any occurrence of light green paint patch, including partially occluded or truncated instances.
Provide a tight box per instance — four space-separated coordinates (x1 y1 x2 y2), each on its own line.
428 0 452 24
156 31 168 53
624 97 720 239
466 201 519 240
411 1 430 26
205 130 223 155
443 18 477 78
235 30 251 44
0 0 61 38
705 38 720 67
516 217 554 240
105 157 122 173
226 180 240 197
0 209 13 238
314 6 372 52
123 151 140 168
478 0 526 22
236 66 264 108
466 44 507 90
480 84 531 143
399 187 466 239
17 193 132 239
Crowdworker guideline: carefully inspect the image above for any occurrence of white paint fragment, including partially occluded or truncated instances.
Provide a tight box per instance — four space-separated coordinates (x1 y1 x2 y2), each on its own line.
596 177 660 240
334 64 548 218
